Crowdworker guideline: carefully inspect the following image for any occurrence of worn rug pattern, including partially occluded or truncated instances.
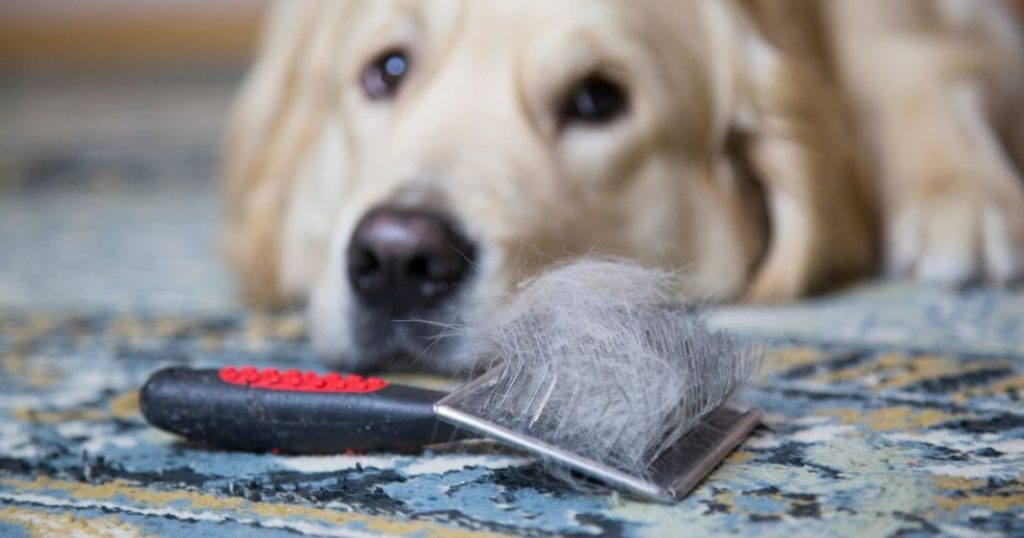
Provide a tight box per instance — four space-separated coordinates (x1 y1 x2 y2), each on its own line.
1 312 1023 537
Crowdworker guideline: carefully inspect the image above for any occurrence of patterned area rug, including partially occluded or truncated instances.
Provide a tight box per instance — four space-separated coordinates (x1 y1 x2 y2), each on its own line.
1 69 1023 537
2 312 1023 537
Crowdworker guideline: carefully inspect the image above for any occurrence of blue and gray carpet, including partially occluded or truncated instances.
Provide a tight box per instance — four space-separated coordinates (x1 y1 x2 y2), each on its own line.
1 69 1022 537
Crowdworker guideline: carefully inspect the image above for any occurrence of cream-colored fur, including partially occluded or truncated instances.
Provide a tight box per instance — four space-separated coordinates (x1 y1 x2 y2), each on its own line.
224 0 1024 371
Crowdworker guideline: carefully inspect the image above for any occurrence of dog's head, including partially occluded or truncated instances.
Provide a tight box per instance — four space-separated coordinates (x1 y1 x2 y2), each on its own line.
224 0 872 373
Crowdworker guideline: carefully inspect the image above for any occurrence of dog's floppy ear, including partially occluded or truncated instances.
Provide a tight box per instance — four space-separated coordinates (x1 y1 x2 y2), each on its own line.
222 1 354 308
707 0 877 300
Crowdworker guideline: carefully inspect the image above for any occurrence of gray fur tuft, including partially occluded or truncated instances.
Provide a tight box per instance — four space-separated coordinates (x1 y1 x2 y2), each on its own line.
453 258 761 483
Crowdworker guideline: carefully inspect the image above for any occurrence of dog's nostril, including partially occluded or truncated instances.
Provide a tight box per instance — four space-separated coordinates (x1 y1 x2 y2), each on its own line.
352 248 379 274
350 248 381 292
346 206 475 312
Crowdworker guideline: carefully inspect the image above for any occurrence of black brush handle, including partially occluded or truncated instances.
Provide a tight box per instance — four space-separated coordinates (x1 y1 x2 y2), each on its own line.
140 366 463 453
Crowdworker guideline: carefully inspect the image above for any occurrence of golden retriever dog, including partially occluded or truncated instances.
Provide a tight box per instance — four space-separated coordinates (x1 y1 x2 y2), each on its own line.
223 0 1024 373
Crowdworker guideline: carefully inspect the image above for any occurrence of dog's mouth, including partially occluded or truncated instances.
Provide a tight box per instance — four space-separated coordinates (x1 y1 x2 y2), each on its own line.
346 304 470 374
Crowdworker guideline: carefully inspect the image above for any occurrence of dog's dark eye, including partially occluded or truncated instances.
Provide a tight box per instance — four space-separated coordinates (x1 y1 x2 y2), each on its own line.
560 75 628 126
362 49 410 100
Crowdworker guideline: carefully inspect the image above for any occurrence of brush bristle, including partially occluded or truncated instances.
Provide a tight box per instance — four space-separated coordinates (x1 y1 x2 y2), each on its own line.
451 258 761 485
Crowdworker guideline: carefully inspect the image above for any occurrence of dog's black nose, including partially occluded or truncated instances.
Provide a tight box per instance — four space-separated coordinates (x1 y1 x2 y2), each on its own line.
347 206 475 312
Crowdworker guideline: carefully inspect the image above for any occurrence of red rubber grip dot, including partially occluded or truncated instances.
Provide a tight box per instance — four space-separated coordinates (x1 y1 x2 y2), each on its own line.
218 366 389 393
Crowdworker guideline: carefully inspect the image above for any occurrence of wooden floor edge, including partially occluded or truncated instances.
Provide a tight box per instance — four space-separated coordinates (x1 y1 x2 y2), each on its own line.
0 15 263 67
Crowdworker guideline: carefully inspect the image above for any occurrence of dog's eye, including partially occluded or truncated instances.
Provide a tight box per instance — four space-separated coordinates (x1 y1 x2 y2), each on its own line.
560 75 628 126
362 49 410 100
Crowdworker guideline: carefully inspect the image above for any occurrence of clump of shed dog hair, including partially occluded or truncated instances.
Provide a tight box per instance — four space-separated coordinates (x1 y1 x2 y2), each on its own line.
455 258 761 484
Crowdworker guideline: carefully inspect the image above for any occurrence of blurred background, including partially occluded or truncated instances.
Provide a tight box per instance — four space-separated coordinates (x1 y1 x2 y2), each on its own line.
0 1 267 313
1 2 1023 320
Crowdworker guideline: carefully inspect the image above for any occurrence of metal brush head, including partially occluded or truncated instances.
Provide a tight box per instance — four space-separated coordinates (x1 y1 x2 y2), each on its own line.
434 367 762 503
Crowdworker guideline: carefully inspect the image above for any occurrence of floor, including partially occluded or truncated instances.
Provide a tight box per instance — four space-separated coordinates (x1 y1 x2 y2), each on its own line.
1 68 1023 537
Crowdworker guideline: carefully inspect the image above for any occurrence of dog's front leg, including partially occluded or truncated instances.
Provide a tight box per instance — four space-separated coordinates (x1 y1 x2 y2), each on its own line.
829 0 1024 286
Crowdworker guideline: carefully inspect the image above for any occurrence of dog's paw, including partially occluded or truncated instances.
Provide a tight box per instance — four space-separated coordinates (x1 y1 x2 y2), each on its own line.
885 175 1024 286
